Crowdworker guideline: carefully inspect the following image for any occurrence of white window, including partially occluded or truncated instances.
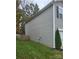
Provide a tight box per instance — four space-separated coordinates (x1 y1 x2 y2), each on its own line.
56 6 63 19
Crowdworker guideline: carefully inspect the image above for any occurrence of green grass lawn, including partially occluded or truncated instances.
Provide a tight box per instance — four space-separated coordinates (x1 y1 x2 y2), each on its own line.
16 38 63 59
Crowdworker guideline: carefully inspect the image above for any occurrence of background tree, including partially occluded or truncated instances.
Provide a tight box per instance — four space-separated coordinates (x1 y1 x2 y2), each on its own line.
16 0 21 10
16 0 22 34
16 0 39 34
20 0 39 34
21 2 39 16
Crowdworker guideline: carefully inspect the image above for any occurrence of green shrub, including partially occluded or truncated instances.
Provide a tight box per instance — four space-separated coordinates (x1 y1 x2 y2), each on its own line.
55 28 62 50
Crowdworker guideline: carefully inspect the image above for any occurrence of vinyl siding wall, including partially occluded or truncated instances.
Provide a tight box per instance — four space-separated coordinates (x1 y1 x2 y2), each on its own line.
55 2 63 30
55 2 63 49
25 6 53 48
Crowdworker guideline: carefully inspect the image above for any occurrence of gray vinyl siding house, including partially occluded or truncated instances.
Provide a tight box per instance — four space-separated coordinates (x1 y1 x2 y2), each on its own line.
25 1 63 48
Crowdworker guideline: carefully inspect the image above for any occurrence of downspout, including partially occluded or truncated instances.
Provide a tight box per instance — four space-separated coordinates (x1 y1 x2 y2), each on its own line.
52 0 56 48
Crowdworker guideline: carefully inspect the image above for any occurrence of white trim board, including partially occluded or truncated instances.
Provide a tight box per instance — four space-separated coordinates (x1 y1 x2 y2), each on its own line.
52 4 56 48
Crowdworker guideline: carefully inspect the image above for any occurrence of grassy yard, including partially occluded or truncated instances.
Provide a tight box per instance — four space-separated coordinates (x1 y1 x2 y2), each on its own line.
16 38 63 59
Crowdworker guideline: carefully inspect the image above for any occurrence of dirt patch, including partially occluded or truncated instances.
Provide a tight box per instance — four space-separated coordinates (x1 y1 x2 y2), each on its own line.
16 34 30 41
